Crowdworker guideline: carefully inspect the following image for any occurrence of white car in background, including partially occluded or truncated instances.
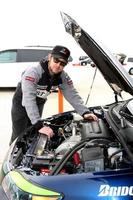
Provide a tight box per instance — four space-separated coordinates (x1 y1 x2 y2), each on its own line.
0 46 74 88
0 46 54 88
123 56 133 75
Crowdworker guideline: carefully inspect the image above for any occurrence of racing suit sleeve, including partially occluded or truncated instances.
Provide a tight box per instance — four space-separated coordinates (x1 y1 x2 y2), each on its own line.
59 71 90 116
21 65 43 126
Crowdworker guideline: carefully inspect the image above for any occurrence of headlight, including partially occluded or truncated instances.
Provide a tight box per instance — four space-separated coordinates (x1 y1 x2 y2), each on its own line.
2 171 63 200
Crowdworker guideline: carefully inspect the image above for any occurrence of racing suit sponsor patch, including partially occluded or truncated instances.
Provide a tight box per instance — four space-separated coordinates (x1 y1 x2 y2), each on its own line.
25 76 35 82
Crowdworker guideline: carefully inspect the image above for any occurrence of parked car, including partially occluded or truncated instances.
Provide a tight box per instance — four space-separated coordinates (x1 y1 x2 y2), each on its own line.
123 56 133 75
73 56 95 67
1 12 133 200
0 46 53 88
114 53 133 76
79 55 92 66
0 46 73 88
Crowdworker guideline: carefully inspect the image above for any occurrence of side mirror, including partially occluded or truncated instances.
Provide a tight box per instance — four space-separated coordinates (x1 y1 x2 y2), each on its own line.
128 67 133 75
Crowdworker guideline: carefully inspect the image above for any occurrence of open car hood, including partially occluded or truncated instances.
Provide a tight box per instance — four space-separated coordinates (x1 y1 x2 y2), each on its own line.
61 12 133 96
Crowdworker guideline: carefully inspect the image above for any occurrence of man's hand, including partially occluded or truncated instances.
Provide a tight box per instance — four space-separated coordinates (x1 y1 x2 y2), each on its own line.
83 113 98 121
38 126 54 139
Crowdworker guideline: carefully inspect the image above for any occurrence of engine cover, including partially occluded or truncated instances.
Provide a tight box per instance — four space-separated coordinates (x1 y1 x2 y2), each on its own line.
80 119 110 139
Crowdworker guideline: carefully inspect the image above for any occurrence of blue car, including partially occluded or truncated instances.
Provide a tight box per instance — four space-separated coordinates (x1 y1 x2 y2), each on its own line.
1 12 133 200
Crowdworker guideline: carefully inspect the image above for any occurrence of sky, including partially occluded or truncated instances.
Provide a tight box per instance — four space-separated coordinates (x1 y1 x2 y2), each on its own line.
0 0 133 58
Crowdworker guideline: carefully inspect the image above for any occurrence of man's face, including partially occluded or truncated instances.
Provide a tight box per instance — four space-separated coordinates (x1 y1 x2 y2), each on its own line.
48 54 67 75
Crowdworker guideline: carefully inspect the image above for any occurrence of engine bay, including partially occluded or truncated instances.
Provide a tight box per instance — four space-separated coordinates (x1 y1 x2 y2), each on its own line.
10 100 133 176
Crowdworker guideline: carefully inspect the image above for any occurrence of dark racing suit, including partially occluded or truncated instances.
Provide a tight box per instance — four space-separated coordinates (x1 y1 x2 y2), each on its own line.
10 58 90 144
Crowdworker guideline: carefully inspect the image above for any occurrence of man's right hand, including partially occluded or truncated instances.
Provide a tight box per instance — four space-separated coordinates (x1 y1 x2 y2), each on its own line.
38 126 54 139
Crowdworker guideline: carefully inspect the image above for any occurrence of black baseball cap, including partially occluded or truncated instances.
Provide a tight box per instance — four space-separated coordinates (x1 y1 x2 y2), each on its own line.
51 45 70 63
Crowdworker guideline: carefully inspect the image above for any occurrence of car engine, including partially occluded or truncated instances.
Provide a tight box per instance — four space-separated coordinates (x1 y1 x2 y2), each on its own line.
10 103 133 176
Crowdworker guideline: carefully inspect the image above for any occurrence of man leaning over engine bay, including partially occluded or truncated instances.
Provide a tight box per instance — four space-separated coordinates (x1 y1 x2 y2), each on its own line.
10 45 98 145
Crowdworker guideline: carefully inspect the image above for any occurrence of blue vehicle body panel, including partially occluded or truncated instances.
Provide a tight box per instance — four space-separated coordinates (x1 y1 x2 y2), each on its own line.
28 169 133 199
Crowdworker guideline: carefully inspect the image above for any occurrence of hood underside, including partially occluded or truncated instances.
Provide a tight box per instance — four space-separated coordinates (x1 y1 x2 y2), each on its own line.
61 12 133 96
